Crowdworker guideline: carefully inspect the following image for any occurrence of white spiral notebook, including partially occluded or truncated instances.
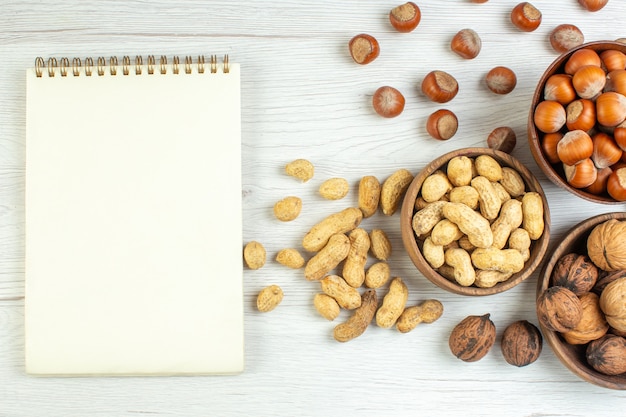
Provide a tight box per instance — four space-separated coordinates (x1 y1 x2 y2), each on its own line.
24 55 244 376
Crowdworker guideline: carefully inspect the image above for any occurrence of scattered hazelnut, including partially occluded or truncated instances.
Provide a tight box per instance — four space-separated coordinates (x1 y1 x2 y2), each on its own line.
510 2 542 32
536 286 583 333
348 34 380 65
551 253 599 295
450 29 481 59
578 0 609 12
487 126 517 154
449 314 496 362
426 109 458 140
549 24 584 53
389 2 421 33
421 70 459 103
485 66 517 95
586 334 626 376
372 86 405 118
501 320 543 367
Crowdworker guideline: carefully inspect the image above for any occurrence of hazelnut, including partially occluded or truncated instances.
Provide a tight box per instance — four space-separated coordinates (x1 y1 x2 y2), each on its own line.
389 2 421 33
487 126 517 154
426 109 458 140
536 286 583 333
549 24 584 53
348 34 380 65
421 70 459 103
501 320 543 367
562 292 609 345
599 277 626 333
586 334 626 376
449 313 496 362
551 253 599 295
510 2 542 32
485 66 517 95
450 28 481 59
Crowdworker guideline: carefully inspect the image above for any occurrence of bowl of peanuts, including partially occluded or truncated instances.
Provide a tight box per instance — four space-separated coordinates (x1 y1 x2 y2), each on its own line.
400 147 551 296
528 41 626 204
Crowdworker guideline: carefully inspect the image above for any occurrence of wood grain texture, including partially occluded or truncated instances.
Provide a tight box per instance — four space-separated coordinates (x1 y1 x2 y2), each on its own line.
2 0 626 415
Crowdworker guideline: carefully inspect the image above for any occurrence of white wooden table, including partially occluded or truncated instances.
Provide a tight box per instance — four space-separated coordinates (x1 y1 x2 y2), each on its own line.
2 1 626 415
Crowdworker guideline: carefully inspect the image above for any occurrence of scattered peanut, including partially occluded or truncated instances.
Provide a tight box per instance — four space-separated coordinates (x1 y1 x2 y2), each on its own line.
319 177 350 200
273 196 303 222
376 277 409 328
343 228 371 288
321 274 362 310
257 285 284 312
364 261 391 288
244 241 266 270
380 168 414 215
275 248 305 269
313 293 341 321
304 233 351 281
285 159 314 182
370 228 392 261
334 289 378 342
358 175 381 218
302 207 363 252
396 299 444 333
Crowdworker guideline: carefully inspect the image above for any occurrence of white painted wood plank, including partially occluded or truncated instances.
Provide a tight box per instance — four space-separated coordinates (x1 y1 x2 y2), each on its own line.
1 0 626 415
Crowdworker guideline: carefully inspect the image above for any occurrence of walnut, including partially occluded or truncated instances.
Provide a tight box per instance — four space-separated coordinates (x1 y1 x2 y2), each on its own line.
501 320 543 367
586 334 626 376
562 292 609 345
536 286 583 333
587 219 626 272
448 313 496 362
599 277 626 333
551 253 599 295
593 269 626 295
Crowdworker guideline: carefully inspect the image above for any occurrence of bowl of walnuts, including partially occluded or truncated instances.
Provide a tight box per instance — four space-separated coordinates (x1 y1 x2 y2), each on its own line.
536 212 626 389
528 41 626 204
400 147 551 296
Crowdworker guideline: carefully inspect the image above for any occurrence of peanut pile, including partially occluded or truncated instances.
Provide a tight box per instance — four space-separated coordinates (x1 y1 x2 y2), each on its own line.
246 158 443 342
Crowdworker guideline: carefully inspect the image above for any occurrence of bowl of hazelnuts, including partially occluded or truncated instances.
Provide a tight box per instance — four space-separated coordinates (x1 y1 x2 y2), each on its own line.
536 212 626 389
528 41 626 204
400 147 551 296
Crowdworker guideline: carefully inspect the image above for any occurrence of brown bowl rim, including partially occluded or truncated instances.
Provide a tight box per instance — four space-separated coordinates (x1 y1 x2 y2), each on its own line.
400 147 551 296
527 40 626 205
536 211 626 390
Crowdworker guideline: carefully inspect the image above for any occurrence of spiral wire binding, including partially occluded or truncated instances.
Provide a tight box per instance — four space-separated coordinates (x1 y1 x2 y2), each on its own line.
35 54 230 77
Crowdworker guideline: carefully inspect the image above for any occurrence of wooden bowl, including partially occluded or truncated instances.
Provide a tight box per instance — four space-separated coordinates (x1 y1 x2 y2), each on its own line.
537 212 626 390
528 40 626 204
400 147 551 296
